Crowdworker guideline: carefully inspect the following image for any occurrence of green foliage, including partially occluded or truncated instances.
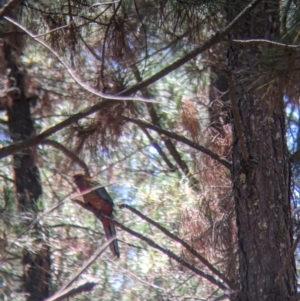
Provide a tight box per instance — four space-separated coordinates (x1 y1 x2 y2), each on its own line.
1 185 14 212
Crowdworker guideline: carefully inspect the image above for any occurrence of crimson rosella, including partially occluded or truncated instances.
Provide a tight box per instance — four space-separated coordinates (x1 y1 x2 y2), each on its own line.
73 174 120 258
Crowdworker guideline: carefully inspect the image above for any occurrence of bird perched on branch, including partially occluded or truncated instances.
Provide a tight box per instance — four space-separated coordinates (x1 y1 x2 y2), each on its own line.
73 174 120 258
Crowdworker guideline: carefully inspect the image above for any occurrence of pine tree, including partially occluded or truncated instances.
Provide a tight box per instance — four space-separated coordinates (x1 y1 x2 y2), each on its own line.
0 1 299 300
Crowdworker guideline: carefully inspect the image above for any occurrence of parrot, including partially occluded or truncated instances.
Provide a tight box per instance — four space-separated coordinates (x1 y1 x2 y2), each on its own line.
73 174 120 258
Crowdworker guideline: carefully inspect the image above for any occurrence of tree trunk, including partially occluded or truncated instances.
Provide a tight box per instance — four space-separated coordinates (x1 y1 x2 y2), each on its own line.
228 1 297 300
5 66 42 211
0 12 51 300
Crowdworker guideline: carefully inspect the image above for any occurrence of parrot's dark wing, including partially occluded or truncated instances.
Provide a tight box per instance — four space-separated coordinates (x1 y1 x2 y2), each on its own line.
92 181 114 208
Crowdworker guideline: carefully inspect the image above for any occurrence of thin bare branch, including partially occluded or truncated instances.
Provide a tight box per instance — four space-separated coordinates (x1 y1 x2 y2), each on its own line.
4 16 157 104
91 1 121 7
60 238 113 291
121 0 263 95
0 102 228 169
40 140 90 176
0 192 72 266
33 1 115 39
0 0 262 161
125 116 232 170
232 39 300 48
72 200 229 291
0 100 110 159
44 282 97 301
120 204 235 290
115 222 227 291
45 226 115 301
140 127 176 172
130 63 199 189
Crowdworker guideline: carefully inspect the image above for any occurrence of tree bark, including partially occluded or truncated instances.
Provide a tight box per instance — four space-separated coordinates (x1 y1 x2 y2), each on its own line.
0 9 51 300
228 1 297 300
2 40 51 301
5 67 42 210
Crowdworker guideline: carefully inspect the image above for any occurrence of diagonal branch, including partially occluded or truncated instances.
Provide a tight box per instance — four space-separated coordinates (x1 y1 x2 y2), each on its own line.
72 199 229 292
129 61 198 187
4 16 156 104
0 106 232 169
0 100 111 159
0 0 261 162
120 204 235 290
44 239 114 301
59 239 113 291
140 127 176 172
44 282 97 301
114 218 228 290
0 0 261 161
121 0 263 95
40 140 90 176
125 117 232 170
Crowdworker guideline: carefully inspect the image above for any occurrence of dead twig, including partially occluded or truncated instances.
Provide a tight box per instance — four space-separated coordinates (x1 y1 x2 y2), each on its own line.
125 116 232 170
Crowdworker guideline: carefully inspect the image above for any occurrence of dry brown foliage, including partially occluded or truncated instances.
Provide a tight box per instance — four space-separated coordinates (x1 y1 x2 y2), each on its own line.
180 96 200 143
106 18 128 61
73 101 136 155
181 122 237 282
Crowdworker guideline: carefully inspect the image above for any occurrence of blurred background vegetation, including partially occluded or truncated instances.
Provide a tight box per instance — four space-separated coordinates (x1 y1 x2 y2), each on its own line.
0 0 300 300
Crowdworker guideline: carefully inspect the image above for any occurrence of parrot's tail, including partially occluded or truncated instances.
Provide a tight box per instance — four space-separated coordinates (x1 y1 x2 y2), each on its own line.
103 222 120 258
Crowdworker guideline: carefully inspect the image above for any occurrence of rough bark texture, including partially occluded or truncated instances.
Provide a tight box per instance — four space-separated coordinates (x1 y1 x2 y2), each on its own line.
22 244 51 301
0 9 51 298
5 66 42 210
228 1 297 300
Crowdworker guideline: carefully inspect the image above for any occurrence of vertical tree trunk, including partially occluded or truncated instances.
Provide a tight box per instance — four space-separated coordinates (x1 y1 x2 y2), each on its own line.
5 64 42 210
2 41 51 301
0 8 51 300
228 1 297 300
